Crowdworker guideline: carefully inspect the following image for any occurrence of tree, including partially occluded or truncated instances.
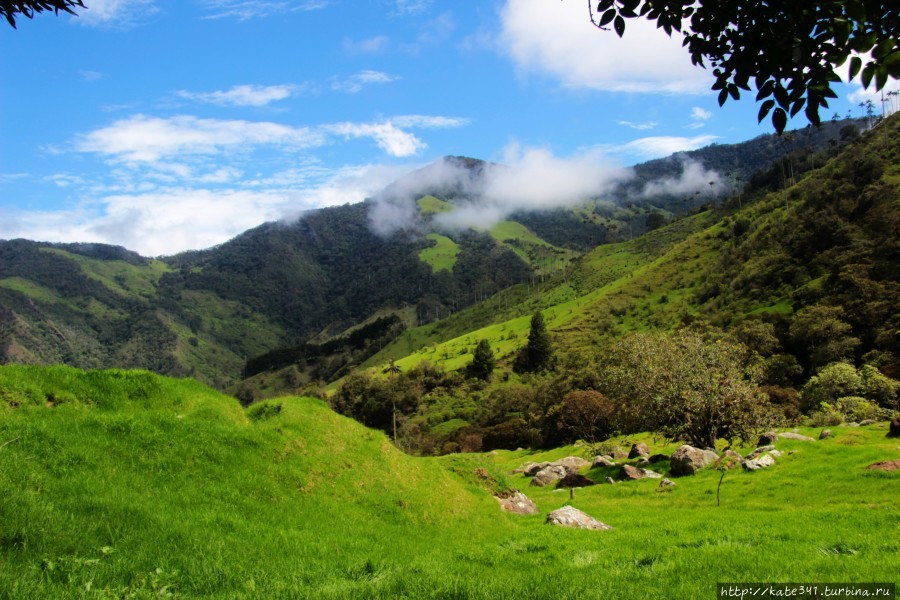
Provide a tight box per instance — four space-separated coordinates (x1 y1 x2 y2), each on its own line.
585 0 899 133
467 339 496 381
600 329 772 448
557 390 617 447
384 359 402 443
1 1 84 28
514 311 555 373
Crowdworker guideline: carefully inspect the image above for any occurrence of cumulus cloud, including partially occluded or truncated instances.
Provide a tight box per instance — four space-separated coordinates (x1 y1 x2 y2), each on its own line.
617 135 719 160
76 115 324 163
638 156 726 199
343 35 391 54
498 0 710 94
201 0 330 20
75 0 158 28
367 145 632 236
176 84 303 107
618 120 657 131
685 107 712 129
331 71 399 94
75 113 466 163
0 162 411 256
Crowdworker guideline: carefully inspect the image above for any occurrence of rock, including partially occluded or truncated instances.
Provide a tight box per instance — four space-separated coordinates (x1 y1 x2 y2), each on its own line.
628 442 650 459
495 491 539 515
552 456 590 473
743 453 776 471
591 456 617 469
546 506 612 530
757 431 778 446
858 419 876 426
610 446 628 460
530 465 568 487
846 422 860 427
619 464 662 480
556 473 596 488
648 453 669 464
745 445 776 460
659 478 676 489
605 477 616 485
865 459 900 471
769 449 783 457
888 418 900 439
670 445 719 476
522 462 551 477
779 432 815 441
714 450 743 471
819 429 832 440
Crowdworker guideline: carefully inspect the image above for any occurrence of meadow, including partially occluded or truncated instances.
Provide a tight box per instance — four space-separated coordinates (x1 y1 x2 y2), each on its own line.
1 365 897 598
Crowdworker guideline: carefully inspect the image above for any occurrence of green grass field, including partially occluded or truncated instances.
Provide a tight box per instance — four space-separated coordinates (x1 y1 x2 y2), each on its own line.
1 366 897 598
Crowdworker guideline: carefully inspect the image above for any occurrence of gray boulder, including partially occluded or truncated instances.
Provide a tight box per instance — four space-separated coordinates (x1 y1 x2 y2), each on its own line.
819 429 832 440
620 464 662 480
628 442 650 459
648 453 670 464
888 417 900 438
530 465 568 487
858 419 876 426
670 445 719 476
591 456 617 469
745 445 776 460
780 432 815 441
556 473 597 488
495 491 539 515
552 456 590 472
546 506 612 530
521 462 551 477
743 453 776 471
757 431 778 446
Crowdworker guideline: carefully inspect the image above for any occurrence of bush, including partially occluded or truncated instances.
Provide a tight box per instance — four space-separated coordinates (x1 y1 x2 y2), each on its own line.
800 362 863 412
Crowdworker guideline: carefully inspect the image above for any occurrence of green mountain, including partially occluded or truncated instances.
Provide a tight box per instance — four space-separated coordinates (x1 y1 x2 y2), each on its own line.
0 118 885 398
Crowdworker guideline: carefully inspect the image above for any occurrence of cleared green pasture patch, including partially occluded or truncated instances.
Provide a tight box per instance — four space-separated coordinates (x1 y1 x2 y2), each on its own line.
416 195 453 215
0 277 66 304
418 233 460 273
40 247 170 298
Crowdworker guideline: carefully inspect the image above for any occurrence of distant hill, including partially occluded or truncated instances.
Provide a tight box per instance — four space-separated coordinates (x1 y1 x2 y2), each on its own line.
0 119 874 389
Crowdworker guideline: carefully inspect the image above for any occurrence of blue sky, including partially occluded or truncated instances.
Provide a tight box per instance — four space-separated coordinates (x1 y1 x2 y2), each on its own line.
1 0 895 256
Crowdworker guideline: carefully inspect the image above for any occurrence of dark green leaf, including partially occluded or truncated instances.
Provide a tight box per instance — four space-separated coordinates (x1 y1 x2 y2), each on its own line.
598 8 616 27
772 108 787 134
757 99 775 123
614 15 625 38
848 56 862 80
718 88 729 106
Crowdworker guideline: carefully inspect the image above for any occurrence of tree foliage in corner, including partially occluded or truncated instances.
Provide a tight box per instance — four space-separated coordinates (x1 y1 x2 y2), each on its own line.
1 1 84 27
587 0 899 133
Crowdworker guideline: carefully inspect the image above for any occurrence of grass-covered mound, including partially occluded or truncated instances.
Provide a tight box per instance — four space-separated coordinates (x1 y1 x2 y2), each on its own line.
1 366 898 598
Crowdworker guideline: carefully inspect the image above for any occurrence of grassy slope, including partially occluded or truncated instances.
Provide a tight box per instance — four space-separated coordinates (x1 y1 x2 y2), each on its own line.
1 366 897 598
418 233 460 273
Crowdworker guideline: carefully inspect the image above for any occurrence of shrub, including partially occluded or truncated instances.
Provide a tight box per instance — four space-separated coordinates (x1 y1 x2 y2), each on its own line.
800 362 863 412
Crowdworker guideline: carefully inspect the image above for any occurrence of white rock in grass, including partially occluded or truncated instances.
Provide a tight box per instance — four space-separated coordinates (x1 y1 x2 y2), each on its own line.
546 506 612 531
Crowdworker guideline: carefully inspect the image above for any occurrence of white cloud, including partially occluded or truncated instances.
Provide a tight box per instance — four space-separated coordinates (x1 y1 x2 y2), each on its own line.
618 135 719 160
368 146 632 235
392 0 431 15
201 0 330 20
0 163 415 256
176 84 301 107
691 107 712 121
498 0 710 94
331 71 399 94
343 35 391 54
79 70 104 82
76 115 324 163
325 122 425 157
618 120 657 131
75 113 468 165
639 156 726 198
75 0 158 28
